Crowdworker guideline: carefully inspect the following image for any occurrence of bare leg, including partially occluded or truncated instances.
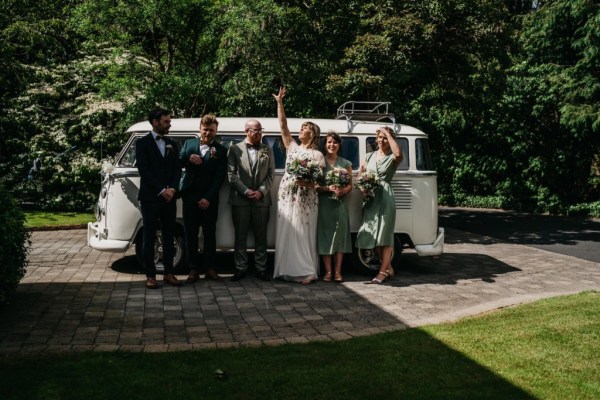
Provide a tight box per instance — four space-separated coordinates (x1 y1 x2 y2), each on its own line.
322 255 333 281
369 246 392 284
334 252 344 282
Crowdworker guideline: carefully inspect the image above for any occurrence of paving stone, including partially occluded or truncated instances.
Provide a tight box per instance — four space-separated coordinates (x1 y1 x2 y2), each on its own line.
1 228 599 354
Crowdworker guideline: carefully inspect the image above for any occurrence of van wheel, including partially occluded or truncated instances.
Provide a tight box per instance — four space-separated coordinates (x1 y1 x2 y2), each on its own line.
135 225 186 274
350 234 403 275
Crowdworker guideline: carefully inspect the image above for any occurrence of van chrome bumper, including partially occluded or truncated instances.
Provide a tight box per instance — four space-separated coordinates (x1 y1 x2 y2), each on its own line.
87 222 130 252
414 227 444 256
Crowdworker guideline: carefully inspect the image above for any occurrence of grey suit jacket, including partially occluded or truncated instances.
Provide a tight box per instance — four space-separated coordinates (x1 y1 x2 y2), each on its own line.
227 141 275 207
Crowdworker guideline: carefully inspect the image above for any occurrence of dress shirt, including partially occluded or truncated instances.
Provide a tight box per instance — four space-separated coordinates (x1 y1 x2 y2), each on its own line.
246 141 259 165
152 131 166 157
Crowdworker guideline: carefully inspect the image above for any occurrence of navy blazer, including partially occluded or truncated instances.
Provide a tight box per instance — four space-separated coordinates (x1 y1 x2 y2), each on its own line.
178 138 227 204
135 132 182 202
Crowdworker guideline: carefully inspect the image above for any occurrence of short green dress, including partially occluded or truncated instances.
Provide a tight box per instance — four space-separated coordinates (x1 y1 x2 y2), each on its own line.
355 152 397 248
317 157 352 255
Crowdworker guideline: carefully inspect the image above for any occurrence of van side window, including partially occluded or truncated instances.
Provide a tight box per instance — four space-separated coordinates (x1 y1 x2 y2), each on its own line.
264 135 360 170
218 135 246 149
339 137 359 170
366 138 409 171
117 134 198 167
415 138 433 170
262 135 287 169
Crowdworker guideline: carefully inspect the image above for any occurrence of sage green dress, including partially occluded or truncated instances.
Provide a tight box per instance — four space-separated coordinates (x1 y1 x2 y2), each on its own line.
356 152 397 248
317 157 352 255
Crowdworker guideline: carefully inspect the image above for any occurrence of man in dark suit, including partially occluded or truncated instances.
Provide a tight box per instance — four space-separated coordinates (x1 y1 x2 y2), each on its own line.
227 119 275 281
135 108 183 289
179 114 227 283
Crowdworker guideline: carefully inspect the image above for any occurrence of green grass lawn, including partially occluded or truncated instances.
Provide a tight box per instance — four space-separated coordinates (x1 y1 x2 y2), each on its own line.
0 292 598 400
24 211 94 229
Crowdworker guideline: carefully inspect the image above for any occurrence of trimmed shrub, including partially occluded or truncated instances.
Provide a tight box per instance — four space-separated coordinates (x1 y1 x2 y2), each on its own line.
0 183 30 305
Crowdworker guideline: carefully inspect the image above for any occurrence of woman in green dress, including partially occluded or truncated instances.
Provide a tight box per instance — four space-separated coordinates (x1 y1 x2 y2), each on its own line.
316 131 353 283
356 126 403 284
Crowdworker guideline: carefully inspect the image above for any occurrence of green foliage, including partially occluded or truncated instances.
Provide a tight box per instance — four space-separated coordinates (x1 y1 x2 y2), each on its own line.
567 201 600 219
0 183 30 306
1 0 599 216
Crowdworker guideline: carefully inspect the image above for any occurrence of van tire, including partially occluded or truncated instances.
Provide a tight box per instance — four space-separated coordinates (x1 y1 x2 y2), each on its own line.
135 225 186 274
350 234 403 275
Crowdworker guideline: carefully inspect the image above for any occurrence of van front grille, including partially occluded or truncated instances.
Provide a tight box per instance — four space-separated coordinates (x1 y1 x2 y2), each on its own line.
391 179 412 209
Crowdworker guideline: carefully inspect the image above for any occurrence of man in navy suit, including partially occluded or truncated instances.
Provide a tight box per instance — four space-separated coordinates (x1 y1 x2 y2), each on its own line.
135 108 183 289
179 114 227 283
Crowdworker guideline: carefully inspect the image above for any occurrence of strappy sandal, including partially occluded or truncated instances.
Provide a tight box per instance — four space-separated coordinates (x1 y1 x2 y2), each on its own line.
322 272 332 282
367 271 388 284
334 272 344 283
386 267 395 278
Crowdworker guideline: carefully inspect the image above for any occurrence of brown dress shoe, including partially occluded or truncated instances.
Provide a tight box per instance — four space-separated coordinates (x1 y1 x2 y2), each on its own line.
186 270 199 284
205 269 223 281
146 277 159 289
163 274 183 286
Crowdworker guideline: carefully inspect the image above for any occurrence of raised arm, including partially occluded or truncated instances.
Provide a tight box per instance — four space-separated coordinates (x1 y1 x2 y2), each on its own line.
272 87 293 148
385 129 403 166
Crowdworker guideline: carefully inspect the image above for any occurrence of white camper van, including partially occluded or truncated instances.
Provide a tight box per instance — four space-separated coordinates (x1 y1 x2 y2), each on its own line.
88 102 444 274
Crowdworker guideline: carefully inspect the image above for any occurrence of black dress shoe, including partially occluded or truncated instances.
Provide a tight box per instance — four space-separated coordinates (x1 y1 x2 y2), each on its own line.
230 271 246 282
205 269 224 281
255 271 271 281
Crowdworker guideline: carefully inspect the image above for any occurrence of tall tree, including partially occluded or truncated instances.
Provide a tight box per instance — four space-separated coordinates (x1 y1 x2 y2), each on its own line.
498 0 600 211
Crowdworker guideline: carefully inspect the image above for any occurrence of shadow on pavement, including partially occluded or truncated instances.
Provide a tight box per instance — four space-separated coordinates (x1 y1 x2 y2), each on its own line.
440 207 600 263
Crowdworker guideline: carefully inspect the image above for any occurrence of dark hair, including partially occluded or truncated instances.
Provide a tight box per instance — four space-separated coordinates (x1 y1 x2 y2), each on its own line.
148 108 171 124
201 113 219 127
321 130 342 155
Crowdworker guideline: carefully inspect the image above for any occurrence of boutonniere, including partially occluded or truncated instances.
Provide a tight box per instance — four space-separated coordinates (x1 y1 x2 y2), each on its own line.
210 147 217 159
259 148 268 159
166 144 174 156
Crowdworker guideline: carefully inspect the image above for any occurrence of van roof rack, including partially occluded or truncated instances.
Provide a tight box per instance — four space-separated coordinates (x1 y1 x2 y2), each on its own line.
336 101 398 132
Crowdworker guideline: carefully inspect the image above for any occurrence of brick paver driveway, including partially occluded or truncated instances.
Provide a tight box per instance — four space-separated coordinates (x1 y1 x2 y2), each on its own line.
1 225 599 354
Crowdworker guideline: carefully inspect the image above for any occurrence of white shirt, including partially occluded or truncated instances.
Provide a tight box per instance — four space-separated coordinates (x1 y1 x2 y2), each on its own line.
246 142 258 165
152 131 166 157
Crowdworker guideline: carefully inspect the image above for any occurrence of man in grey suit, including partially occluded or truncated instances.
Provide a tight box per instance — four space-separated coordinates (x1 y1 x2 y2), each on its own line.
227 119 275 281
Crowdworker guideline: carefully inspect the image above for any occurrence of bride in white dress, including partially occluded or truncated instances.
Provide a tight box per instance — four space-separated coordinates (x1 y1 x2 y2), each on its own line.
272 87 324 284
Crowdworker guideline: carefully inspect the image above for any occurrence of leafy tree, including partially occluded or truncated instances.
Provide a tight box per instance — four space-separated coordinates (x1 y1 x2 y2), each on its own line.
497 0 600 212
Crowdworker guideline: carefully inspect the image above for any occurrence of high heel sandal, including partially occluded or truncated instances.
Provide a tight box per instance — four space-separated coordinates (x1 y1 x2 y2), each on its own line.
323 272 332 282
334 272 343 283
368 271 388 284
386 267 395 278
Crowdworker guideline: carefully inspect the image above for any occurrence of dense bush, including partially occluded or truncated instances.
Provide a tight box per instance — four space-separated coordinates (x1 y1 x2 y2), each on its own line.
0 183 30 305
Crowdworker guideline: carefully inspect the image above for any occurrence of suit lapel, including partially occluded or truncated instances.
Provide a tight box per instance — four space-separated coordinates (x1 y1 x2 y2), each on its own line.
148 132 164 160
240 143 252 172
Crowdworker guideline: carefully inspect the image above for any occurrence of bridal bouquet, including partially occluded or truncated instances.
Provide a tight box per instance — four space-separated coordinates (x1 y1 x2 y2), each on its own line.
355 171 381 205
287 158 321 183
287 157 322 183
324 167 351 200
